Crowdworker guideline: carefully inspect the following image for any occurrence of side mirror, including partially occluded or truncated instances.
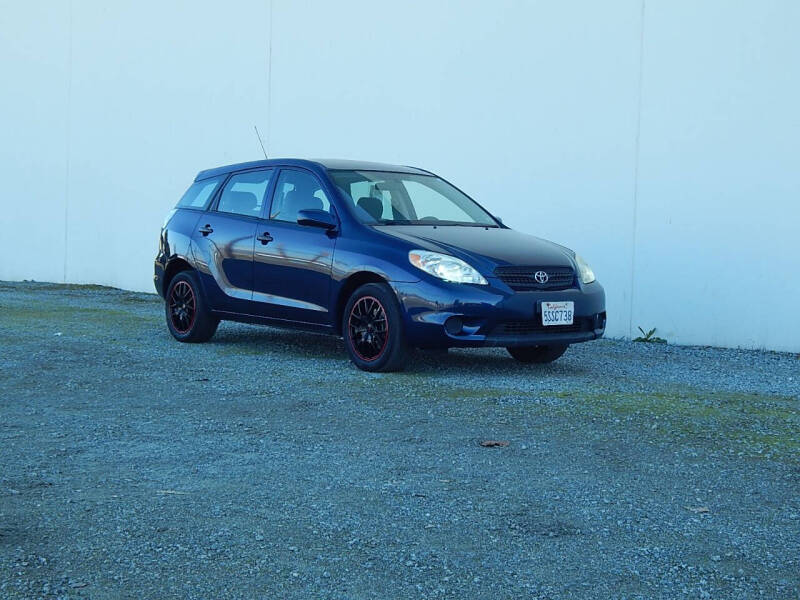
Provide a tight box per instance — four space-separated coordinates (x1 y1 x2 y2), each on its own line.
297 209 337 230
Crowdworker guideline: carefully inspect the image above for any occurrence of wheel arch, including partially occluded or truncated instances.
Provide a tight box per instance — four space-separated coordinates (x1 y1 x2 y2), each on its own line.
334 271 391 335
163 257 194 295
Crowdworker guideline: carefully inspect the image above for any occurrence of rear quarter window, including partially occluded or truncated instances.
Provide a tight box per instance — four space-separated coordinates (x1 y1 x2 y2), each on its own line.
176 177 223 209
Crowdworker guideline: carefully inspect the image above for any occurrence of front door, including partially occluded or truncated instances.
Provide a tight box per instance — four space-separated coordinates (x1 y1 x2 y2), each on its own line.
251 168 337 325
191 169 274 314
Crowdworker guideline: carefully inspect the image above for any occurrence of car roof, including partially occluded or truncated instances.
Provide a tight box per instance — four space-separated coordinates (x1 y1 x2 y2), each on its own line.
194 158 431 181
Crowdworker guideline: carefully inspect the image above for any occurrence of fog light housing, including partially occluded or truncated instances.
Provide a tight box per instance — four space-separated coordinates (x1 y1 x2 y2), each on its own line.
595 312 607 329
444 316 464 335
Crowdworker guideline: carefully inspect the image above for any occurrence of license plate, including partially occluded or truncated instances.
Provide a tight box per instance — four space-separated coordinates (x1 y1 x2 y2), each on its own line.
541 301 574 326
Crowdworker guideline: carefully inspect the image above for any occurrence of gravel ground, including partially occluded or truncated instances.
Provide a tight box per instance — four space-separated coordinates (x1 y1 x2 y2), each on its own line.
1 281 799 600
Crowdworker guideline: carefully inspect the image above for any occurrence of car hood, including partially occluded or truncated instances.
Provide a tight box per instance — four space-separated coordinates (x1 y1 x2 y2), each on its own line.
372 225 575 274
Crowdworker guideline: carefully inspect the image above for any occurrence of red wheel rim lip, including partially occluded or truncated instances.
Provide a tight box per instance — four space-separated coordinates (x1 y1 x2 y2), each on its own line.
348 295 389 362
169 281 196 334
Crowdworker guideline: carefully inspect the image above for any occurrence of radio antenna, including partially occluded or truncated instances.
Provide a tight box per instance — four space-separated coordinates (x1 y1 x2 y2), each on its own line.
254 125 268 159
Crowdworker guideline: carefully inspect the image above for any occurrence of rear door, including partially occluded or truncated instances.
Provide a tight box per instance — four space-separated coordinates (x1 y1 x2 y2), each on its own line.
251 167 337 324
192 169 275 314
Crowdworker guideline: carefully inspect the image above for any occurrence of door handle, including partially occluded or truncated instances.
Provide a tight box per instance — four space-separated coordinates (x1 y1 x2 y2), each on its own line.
198 224 214 236
257 232 273 245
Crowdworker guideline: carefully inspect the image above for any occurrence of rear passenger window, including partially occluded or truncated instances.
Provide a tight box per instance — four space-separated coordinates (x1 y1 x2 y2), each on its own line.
176 177 223 209
217 169 274 218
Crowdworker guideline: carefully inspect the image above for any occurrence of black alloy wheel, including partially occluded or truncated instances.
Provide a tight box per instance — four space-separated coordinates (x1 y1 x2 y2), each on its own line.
348 295 389 362
169 280 196 334
164 270 219 343
343 283 409 372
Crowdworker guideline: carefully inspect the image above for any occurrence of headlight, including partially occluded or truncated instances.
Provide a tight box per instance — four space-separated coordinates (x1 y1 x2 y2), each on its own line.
408 250 488 285
575 253 595 284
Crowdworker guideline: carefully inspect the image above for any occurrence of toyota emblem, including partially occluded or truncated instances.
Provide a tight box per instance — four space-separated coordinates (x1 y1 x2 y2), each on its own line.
534 270 549 284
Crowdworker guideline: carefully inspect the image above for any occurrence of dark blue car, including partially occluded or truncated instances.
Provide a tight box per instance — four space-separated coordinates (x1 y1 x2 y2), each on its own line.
154 159 606 371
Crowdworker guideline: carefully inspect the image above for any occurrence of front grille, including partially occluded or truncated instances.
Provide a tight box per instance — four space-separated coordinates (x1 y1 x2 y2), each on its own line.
492 317 592 336
494 266 575 291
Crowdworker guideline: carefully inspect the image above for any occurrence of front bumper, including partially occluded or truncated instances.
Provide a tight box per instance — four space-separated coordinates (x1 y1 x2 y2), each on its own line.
390 277 606 348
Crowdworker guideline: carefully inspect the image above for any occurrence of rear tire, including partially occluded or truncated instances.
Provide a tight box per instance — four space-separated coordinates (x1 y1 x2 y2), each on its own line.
343 283 409 372
165 271 219 343
507 344 568 364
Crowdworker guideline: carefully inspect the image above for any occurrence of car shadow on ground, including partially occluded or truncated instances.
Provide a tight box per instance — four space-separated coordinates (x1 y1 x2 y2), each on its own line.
209 324 345 360
413 348 591 376
208 323 590 376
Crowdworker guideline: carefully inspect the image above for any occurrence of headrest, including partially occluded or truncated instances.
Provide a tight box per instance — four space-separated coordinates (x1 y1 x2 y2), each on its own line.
357 196 383 221
283 190 323 221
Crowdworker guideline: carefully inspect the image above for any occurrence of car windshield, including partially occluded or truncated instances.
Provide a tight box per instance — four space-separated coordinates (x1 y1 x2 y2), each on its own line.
328 170 499 226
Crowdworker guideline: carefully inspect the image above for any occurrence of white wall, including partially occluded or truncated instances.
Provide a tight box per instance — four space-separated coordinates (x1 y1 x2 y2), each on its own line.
1 0 798 351
632 0 800 350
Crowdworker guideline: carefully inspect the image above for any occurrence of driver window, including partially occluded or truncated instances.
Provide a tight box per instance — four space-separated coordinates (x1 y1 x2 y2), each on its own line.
270 170 331 223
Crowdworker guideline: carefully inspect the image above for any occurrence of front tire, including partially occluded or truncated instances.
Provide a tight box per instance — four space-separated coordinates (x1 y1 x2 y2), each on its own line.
343 283 409 372
507 344 568 364
165 271 219 343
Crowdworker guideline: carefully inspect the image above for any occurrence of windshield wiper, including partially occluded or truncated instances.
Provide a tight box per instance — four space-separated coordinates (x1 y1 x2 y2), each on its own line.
373 220 498 227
